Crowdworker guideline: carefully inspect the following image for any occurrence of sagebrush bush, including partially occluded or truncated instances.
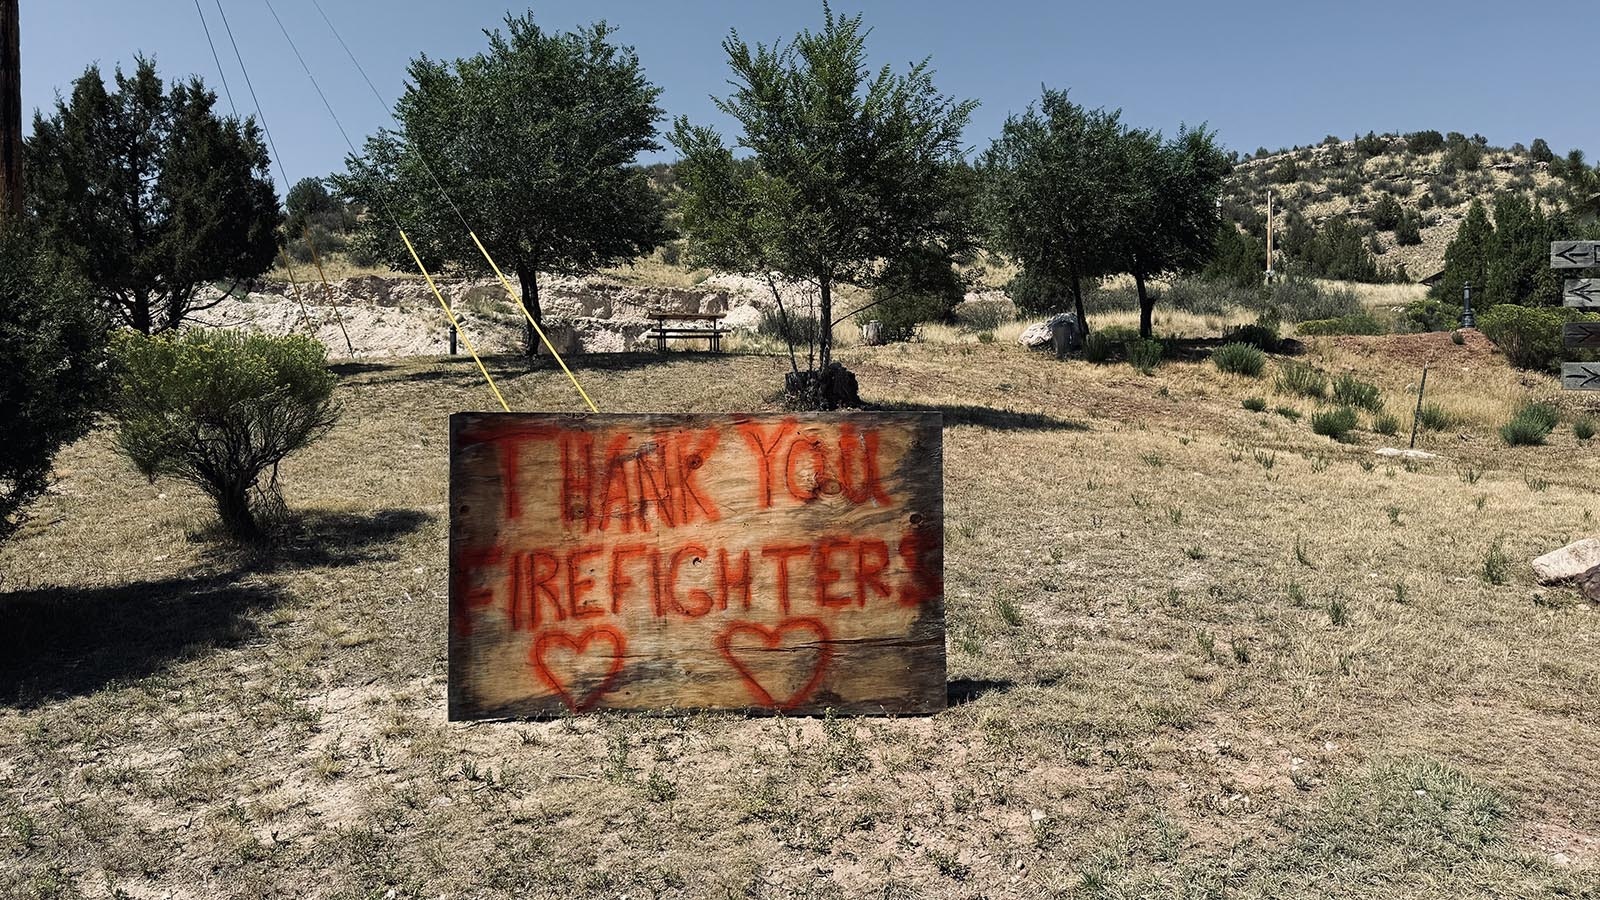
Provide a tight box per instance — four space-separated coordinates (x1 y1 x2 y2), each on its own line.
1242 396 1267 412
112 330 339 539
1416 402 1453 432
1298 313 1387 336
953 299 1012 333
1311 406 1359 441
1276 362 1328 399
1126 339 1163 375
1212 342 1266 376
1500 403 1558 446
1332 373 1383 412
1479 304 1588 372
1373 412 1400 436
0 230 113 541
1576 417 1596 441
759 306 823 346
1082 331 1115 363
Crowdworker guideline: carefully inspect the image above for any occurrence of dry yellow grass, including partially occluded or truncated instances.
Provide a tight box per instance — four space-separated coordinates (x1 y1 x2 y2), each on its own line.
2 336 1598 898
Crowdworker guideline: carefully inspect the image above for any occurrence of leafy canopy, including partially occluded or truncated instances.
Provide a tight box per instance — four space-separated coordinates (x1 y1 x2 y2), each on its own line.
25 58 279 333
670 4 976 372
336 14 668 317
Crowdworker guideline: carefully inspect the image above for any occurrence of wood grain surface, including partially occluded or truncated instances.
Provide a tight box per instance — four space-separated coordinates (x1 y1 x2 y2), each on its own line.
448 412 945 719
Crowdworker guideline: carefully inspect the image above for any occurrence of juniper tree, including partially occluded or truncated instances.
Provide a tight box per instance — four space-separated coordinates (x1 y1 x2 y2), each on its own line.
25 58 279 333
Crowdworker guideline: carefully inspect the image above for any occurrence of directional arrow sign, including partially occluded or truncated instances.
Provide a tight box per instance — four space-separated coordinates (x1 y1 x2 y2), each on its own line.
1566 279 1600 307
1564 322 1600 348
1562 362 1600 390
1552 241 1600 269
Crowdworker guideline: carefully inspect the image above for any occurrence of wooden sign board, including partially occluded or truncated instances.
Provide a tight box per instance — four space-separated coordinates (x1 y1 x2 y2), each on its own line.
1565 279 1600 308
448 412 945 719
1552 241 1600 269
1564 322 1600 349
1562 363 1600 391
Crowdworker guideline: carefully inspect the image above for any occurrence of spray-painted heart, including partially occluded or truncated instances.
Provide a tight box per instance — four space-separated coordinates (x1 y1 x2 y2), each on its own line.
530 626 626 713
715 618 833 710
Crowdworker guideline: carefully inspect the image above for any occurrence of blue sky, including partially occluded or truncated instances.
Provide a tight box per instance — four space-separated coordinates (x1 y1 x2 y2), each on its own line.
22 1 1594 196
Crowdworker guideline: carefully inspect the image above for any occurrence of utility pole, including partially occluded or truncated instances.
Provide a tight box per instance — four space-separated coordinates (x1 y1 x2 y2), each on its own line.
1264 190 1274 284
0 0 20 222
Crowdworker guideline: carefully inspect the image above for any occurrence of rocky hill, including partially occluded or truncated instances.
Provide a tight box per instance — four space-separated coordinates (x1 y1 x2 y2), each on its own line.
1223 133 1576 280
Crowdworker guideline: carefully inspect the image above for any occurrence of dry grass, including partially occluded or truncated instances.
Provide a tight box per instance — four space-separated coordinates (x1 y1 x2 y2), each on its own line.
3 336 1599 898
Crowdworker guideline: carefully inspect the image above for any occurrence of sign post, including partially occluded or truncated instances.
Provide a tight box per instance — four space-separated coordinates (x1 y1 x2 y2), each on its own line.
448 412 945 718
1556 242 1600 390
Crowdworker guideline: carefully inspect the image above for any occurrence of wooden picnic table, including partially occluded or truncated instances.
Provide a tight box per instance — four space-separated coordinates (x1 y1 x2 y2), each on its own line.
646 310 728 353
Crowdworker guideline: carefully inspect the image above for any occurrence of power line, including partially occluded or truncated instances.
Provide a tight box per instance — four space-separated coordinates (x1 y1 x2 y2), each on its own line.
192 0 237 118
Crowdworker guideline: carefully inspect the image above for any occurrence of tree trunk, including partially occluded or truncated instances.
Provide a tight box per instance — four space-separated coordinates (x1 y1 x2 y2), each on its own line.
518 269 543 358
1070 271 1087 333
817 273 832 372
215 481 259 542
1135 270 1154 339
130 290 153 335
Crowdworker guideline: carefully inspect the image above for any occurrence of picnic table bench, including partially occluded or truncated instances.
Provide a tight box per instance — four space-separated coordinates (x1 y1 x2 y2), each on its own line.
647 311 727 353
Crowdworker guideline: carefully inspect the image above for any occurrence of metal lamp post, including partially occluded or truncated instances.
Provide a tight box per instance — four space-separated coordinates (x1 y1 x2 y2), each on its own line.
1461 281 1474 329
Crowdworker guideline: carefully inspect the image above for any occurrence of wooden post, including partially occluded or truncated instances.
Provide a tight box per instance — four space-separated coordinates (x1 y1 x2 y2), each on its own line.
1265 190 1274 284
0 0 21 222
1409 367 1428 449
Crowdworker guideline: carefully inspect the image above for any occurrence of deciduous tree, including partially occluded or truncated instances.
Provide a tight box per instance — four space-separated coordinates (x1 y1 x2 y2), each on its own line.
336 15 668 356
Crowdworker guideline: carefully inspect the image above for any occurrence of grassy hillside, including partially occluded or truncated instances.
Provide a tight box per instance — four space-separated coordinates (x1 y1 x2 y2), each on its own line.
3 332 1597 897
1225 134 1574 281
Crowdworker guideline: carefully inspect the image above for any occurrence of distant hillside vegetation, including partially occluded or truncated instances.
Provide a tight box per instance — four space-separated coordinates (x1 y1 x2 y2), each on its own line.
1221 131 1594 282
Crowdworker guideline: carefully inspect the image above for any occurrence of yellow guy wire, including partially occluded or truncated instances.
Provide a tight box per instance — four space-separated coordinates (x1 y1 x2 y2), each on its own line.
303 226 356 357
467 232 598 413
399 229 510 413
275 248 319 332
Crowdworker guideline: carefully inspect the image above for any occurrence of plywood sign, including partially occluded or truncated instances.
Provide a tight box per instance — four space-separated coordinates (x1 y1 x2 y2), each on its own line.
448 412 944 719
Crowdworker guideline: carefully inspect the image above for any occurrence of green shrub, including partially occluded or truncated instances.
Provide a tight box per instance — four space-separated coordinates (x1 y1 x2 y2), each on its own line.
1331 373 1383 412
1242 396 1267 412
1275 405 1302 420
1227 321 1280 352
1297 313 1387 336
1099 324 1142 344
1371 194 1403 230
0 231 113 541
1479 304 1588 372
1256 276 1363 322
1416 402 1453 432
1373 412 1400 436
1126 339 1164 375
1082 331 1115 363
759 306 822 346
1276 362 1328 400
858 247 965 342
1394 212 1422 246
1500 403 1558 446
112 330 340 539
1311 406 1360 441
954 299 1011 333
1451 329 1465 345
1576 416 1596 440
1212 342 1267 376
1400 298 1462 333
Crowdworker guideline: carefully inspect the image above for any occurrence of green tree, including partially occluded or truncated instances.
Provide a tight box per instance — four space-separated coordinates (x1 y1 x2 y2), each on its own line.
0 229 112 541
981 90 1124 327
1433 198 1493 306
1110 125 1230 337
25 58 279 334
1203 222 1266 287
285 176 338 236
1530 138 1554 164
337 15 668 355
671 5 975 403
112 330 338 540
1484 193 1554 306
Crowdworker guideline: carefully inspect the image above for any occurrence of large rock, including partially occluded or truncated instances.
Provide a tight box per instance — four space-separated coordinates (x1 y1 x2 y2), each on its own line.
1018 313 1082 350
1532 538 1600 585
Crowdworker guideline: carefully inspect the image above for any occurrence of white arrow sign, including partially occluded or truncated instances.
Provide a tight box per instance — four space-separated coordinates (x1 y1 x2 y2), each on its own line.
1552 241 1600 269
1566 279 1600 307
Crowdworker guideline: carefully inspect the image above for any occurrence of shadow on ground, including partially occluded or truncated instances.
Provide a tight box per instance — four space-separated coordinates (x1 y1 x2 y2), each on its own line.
0 572 285 707
242 508 434 573
946 678 1015 706
877 402 1087 432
